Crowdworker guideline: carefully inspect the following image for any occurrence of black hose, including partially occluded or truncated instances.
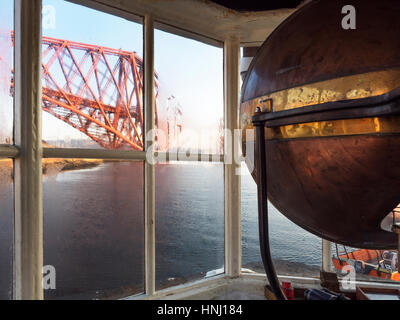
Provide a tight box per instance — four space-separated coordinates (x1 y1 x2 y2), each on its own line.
255 124 287 300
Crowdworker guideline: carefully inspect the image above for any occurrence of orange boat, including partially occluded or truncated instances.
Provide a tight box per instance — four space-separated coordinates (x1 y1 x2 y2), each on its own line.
332 246 399 281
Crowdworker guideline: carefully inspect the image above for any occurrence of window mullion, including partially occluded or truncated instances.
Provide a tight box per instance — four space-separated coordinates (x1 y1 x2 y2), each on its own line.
42 147 146 160
322 239 332 272
144 14 156 296
13 0 43 300
224 38 241 277
0 145 19 158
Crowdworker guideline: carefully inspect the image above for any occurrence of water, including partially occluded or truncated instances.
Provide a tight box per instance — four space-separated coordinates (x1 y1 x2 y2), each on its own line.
0 160 13 300
0 161 322 299
43 162 145 299
241 167 322 268
155 163 225 290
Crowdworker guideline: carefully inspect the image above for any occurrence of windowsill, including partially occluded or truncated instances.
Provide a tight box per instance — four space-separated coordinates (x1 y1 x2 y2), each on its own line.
122 270 400 300
122 274 227 300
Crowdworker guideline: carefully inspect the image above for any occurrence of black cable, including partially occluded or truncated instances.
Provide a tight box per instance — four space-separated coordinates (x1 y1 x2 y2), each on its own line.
255 122 287 300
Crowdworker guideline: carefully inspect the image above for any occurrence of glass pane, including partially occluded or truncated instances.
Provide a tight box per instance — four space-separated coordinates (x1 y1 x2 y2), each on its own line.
156 162 224 290
331 206 400 285
332 246 400 284
43 160 144 299
42 0 144 150
0 158 13 299
0 0 13 144
241 163 321 277
154 29 224 155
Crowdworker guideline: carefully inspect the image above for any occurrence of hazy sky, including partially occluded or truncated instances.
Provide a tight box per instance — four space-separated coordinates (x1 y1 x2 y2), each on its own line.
0 0 224 150
38 0 224 150
0 0 13 144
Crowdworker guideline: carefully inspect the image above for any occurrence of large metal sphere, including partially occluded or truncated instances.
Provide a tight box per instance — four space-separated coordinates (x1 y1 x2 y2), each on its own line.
240 0 400 249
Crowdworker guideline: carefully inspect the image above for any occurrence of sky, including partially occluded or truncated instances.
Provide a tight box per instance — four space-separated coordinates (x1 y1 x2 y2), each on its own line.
0 0 224 151
0 0 13 144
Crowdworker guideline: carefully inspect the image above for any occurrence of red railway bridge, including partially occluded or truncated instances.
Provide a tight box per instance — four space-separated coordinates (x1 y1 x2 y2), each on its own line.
8 33 171 150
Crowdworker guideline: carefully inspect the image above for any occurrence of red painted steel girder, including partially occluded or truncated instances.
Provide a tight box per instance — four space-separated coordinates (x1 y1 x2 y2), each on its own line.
41 36 160 150
9 33 160 150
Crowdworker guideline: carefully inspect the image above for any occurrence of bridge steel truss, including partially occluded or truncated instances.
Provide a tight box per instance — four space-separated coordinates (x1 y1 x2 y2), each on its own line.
41 36 161 150
10 33 160 150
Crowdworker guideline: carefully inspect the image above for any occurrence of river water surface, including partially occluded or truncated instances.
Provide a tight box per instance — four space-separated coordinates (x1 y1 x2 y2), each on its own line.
0 161 322 299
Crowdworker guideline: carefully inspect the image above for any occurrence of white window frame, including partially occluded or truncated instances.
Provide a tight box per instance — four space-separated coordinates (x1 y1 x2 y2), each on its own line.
4 0 242 300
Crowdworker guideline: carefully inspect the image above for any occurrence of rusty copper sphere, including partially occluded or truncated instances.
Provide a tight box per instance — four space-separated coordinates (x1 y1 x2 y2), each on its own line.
240 0 400 249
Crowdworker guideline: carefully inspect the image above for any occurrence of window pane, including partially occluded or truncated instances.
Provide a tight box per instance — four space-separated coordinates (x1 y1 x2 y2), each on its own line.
332 245 400 284
43 160 144 299
0 158 13 299
331 206 400 284
154 29 223 155
156 162 224 290
0 0 13 144
241 163 321 277
42 0 144 150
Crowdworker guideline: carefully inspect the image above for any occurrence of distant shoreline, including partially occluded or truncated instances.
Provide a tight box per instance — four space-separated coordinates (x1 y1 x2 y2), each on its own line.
0 158 103 178
42 158 103 174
